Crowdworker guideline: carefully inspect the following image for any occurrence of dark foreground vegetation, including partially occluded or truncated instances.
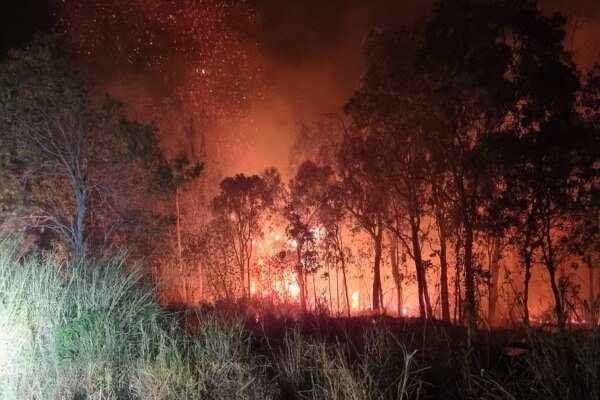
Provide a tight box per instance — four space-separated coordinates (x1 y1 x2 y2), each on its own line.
1 240 599 400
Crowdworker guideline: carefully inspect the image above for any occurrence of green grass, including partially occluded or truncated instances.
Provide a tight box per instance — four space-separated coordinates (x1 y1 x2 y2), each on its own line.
0 238 274 399
0 236 598 399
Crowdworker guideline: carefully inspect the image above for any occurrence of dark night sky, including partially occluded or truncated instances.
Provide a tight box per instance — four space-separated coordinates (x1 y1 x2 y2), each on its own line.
2 0 599 176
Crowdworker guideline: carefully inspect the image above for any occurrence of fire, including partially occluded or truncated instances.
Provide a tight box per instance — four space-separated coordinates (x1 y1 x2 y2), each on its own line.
351 291 360 311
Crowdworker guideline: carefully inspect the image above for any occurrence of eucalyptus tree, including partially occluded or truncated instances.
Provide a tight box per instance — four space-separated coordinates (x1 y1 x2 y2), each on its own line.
212 169 283 297
0 38 169 264
290 160 352 316
345 31 436 319
338 132 388 312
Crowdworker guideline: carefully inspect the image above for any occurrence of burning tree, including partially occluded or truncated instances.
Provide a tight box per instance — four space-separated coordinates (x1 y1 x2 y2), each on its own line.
212 169 283 297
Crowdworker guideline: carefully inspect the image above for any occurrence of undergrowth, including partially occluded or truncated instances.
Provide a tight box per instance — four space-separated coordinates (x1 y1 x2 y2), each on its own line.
0 237 598 399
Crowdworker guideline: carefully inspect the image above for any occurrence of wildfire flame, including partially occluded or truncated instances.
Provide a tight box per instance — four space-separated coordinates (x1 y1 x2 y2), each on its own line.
351 291 360 311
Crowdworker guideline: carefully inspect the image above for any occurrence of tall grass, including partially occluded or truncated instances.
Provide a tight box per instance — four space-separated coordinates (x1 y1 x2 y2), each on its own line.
275 325 425 400
0 238 275 399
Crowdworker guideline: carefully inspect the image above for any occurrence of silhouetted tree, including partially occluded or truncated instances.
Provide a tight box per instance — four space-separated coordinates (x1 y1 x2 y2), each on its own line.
338 132 387 312
212 169 282 297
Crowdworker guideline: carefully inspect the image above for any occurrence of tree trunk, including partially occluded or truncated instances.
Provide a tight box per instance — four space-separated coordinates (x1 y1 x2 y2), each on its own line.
463 222 477 339
586 254 596 327
389 233 403 316
74 183 87 265
327 262 333 314
522 247 533 327
439 226 450 322
453 236 463 325
296 247 307 312
488 237 501 327
410 219 432 318
341 252 351 317
312 273 317 310
175 187 183 273
542 215 566 335
372 222 383 312
247 258 251 299
335 260 340 316
434 188 450 322
548 264 566 334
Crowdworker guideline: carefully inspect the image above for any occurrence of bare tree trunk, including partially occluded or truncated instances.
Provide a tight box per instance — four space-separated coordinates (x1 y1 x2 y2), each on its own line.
433 187 450 322
296 246 307 312
523 251 533 327
74 182 87 265
389 233 403 316
453 235 463 325
464 223 477 339
488 237 501 327
410 219 432 318
176 187 183 272
372 222 383 312
340 253 351 317
312 272 317 310
548 264 566 333
327 262 333 314
247 258 251 298
439 228 450 322
541 215 566 335
586 254 596 327
335 261 340 316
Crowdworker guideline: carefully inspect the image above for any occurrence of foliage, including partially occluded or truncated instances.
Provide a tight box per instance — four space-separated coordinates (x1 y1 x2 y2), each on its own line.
0 37 171 263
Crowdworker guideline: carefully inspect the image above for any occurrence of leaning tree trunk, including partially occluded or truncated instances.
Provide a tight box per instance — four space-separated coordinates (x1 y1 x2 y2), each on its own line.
541 214 566 336
340 251 351 317
523 251 533 327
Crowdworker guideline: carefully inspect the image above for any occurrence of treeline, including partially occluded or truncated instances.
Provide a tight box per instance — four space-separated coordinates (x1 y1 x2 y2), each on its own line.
192 0 599 336
0 1 598 337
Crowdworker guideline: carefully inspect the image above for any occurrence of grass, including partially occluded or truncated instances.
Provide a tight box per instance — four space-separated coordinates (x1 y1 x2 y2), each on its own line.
0 236 599 399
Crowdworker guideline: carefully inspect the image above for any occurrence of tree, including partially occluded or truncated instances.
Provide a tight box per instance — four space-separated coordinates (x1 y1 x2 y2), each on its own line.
338 132 387 312
0 38 169 264
289 160 351 316
167 154 202 271
284 204 320 312
212 169 282 297
490 3 596 334
188 220 240 301
345 31 435 318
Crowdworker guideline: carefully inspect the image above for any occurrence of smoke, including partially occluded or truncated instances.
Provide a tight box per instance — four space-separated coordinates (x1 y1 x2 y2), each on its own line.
53 0 599 180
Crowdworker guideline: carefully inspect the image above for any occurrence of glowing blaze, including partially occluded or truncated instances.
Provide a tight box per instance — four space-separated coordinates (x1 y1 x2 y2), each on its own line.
271 271 300 300
286 274 301 299
250 282 256 296
401 308 408 317
351 291 360 311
